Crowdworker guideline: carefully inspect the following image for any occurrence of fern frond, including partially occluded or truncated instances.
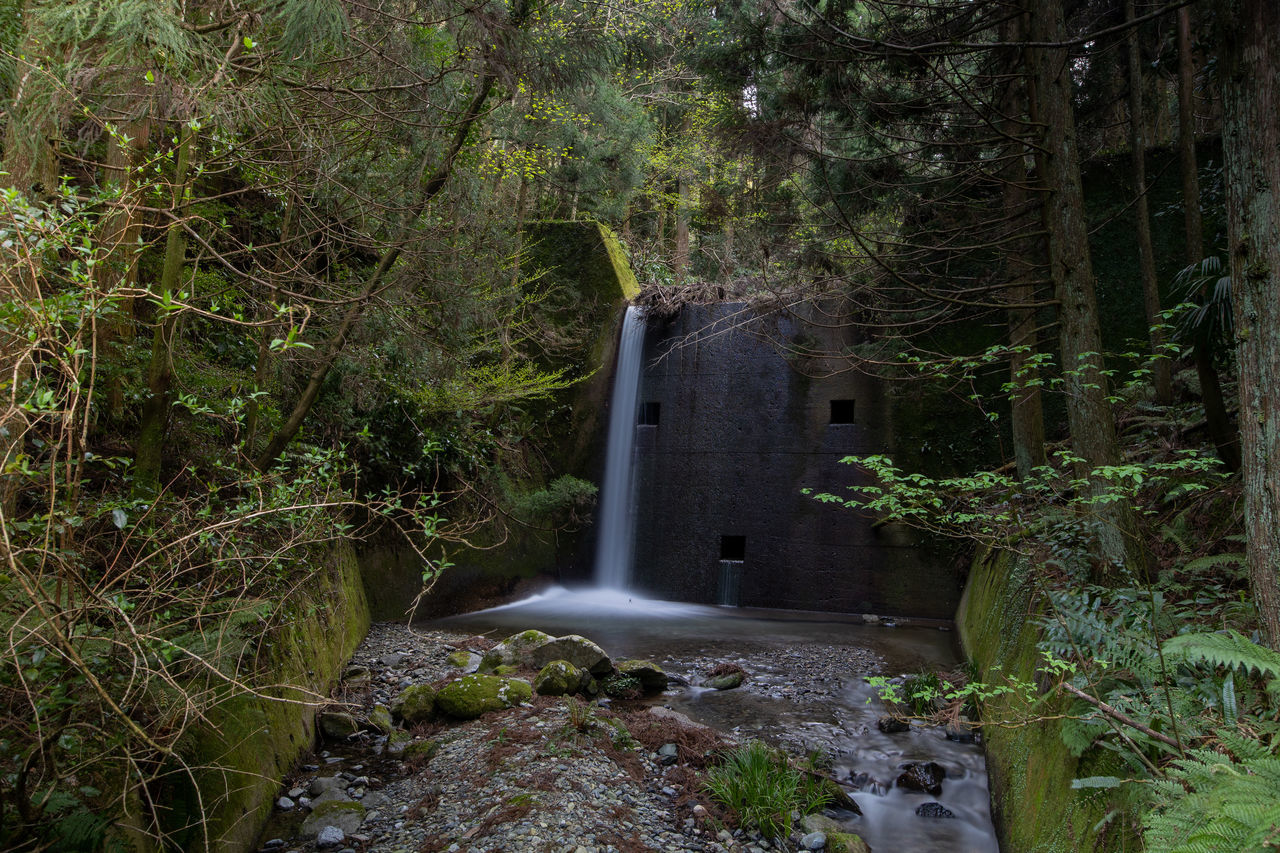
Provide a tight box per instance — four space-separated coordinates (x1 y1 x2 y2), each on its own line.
1163 631 1280 679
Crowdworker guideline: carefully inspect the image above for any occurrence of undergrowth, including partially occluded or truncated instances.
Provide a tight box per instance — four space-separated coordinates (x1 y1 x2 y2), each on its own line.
702 741 832 840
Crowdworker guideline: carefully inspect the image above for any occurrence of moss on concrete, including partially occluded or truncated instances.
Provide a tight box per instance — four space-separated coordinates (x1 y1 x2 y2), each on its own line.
957 547 1132 853
524 220 639 303
155 542 370 851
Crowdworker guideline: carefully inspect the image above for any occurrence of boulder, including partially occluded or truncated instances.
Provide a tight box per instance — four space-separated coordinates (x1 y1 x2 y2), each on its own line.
308 776 345 797
876 715 910 734
317 711 360 740
368 705 394 735
801 814 843 835
615 659 668 693
827 832 872 853
301 800 365 838
533 660 586 696
820 779 862 815
390 684 436 724
801 831 826 850
341 665 372 686
402 739 439 762
529 634 612 675
916 801 956 818
706 671 744 691
480 630 554 671
435 674 533 719
896 761 946 795
447 650 481 672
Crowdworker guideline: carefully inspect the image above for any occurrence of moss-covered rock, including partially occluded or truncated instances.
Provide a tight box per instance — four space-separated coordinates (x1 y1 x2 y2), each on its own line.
533 660 586 696
318 711 360 739
435 675 533 719
385 730 414 756
447 650 480 670
530 634 611 674
827 831 871 853
368 705 394 735
481 629 554 671
391 684 436 724
402 739 439 762
615 659 668 693
706 671 744 691
301 799 366 838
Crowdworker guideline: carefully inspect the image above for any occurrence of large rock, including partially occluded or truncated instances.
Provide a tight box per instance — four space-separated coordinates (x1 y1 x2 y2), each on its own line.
391 684 436 724
301 800 365 838
896 761 946 796
615 659 668 693
533 660 587 696
827 832 872 853
368 705 394 735
435 674 533 719
529 635 612 675
916 801 956 818
480 630 553 671
801 814 844 835
317 711 360 740
706 671 744 691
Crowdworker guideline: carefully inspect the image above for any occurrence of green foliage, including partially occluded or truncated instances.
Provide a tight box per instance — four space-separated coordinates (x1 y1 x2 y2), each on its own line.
1144 732 1280 853
1164 631 1280 680
703 741 832 840
513 474 597 525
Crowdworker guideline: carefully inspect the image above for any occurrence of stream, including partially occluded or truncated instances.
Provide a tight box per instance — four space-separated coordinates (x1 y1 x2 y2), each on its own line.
435 586 1000 853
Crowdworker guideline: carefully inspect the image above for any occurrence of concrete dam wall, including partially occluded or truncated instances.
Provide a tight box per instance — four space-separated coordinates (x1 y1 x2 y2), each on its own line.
620 302 959 619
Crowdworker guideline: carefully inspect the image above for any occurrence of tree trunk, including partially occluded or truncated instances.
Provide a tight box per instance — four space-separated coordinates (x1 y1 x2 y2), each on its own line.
674 174 690 283
1219 0 1280 649
1125 0 1172 406
1029 0 1146 582
1000 12 1045 479
1177 6 1240 472
132 124 193 499
96 113 151 422
255 72 498 470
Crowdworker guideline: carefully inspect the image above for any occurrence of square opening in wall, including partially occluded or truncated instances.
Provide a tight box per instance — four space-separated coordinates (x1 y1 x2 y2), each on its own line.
720 535 746 561
830 399 856 424
639 401 661 426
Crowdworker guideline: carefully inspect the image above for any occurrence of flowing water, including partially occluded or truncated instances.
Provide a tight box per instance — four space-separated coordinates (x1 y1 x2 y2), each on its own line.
436 588 1000 853
592 306 646 589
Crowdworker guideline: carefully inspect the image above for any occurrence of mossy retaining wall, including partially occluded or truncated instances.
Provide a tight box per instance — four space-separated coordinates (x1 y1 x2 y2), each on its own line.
151 542 370 851
957 547 1133 853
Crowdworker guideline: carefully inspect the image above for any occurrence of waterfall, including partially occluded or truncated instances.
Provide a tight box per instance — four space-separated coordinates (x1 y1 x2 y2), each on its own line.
593 305 644 589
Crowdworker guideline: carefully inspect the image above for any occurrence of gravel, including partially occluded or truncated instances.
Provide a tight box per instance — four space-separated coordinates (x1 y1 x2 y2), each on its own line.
256 622 873 853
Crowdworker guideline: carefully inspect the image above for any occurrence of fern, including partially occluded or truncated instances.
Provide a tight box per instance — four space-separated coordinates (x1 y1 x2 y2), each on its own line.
1181 553 1248 577
1144 733 1280 853
1163 631 1280 679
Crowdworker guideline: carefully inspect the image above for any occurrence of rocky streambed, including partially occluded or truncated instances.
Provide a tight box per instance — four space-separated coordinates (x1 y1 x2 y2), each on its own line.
255 592 997 853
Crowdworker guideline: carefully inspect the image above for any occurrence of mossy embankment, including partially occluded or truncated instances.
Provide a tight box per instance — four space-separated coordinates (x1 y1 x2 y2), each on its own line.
144 542 370 851
957 548 1133 853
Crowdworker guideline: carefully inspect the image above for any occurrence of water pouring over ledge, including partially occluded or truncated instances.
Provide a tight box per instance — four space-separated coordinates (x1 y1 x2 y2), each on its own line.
592 304 645 590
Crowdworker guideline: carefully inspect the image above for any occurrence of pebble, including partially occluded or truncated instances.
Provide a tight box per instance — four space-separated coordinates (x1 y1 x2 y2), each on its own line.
276 796 294 811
